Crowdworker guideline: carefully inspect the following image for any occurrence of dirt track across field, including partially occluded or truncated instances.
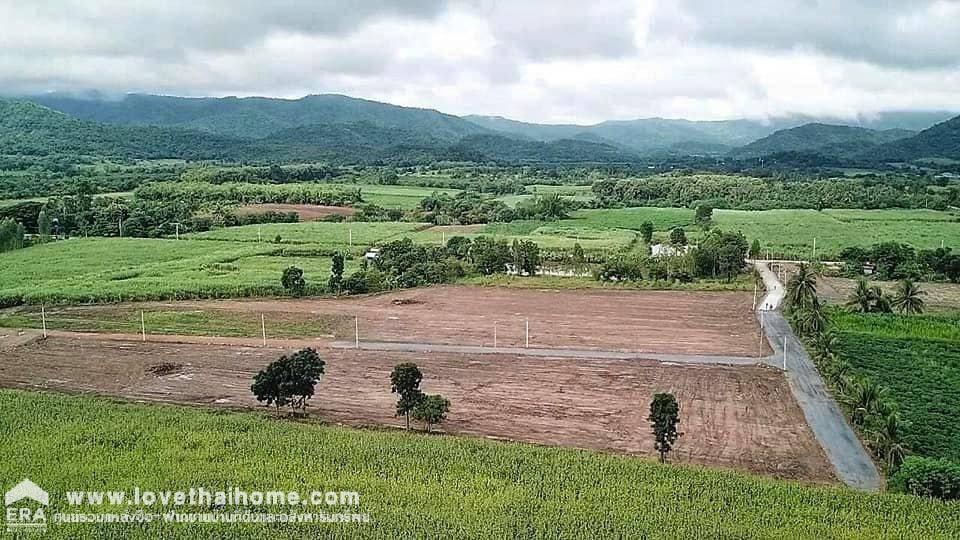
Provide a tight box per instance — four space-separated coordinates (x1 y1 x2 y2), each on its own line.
0 336 832 482
145 286 769 356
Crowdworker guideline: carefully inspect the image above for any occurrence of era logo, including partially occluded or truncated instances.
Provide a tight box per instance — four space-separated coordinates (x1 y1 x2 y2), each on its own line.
5 479 48 533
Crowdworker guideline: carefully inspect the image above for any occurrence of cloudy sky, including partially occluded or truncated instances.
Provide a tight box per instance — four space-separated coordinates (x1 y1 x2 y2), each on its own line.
2 0 959 123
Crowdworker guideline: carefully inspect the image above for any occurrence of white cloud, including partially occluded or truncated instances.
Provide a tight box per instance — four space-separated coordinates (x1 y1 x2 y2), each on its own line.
0 0 957 122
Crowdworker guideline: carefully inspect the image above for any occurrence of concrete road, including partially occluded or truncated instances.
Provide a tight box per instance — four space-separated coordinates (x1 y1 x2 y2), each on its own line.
756 262 882 492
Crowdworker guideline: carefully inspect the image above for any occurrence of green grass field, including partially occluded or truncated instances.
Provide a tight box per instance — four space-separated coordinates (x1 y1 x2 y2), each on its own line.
1 390 956 539
711 209 960 259
346 184 459 209
407 221 637 252
542 207 960 258
186 221 427 246
0 238 349 305
830 309 960 462
563 207 695 232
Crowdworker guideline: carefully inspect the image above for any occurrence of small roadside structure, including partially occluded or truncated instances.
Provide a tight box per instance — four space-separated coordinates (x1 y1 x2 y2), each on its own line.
651 243 692 258
364 248 381 261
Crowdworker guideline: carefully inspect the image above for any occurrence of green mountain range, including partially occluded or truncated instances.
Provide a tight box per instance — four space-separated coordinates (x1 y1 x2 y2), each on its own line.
4 92 959 166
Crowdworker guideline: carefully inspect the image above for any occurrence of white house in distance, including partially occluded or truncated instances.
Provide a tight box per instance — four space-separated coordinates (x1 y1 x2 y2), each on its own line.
650 243 693 258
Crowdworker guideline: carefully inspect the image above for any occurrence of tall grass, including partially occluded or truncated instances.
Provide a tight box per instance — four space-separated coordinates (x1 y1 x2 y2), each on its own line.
1 389 957 538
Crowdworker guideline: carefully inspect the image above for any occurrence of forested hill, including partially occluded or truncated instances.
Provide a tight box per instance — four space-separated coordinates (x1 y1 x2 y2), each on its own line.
0 98 639 165
27 93 491 141
463 111 956 155
730 123 915 159
867 115 960 162
0 99 243 160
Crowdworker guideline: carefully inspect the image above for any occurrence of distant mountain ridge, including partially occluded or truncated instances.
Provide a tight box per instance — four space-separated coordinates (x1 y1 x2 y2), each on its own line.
730 123 916 160
7 92 960 166
27 93 491 141
463 111 956 155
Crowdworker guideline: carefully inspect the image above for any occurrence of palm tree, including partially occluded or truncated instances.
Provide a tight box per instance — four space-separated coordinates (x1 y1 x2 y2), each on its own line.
845 279 874 313
786 262 818 312
871 411 908 470
872 286 892 313
892 279 926 315
812 330 841 364
828 359 852 391
846 378 890 426
792 297 828 337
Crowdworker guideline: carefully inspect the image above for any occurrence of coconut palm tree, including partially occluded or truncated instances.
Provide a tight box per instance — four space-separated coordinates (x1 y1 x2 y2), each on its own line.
846 378 890 427
845 279 874 313
871 411 908 470
786 262 818 312
792 297 828 337
872 285 893 313
828 359 853 391
812 330 841 364
892 279 926 315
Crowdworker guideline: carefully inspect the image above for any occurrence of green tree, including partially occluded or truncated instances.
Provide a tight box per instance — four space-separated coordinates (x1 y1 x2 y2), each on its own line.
471 236 511 275
639 222 654 244
892 280 925 315
511 239 541 276
846 279 874 313
390 363 424 430
38 207 53 239
571 242 586 270
846 378 890 427
250 359 288 415
328 252 345 294
785 263 818 312
250 348 326 416
872 286 893 313
648 393 681 463
695 205 713 229
445 236 472 259
669 228 687 246
281 266 306 296
412 394 451 433
749 239 761 259
282 348 326 414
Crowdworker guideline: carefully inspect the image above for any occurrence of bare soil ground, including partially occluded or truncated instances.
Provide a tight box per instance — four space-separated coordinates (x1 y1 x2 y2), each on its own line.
819 275 960 310
156 286 769 355
235 203 356 220
0 336 831 482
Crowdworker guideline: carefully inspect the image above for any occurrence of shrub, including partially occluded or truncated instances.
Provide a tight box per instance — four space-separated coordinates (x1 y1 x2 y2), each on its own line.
891 456 960 500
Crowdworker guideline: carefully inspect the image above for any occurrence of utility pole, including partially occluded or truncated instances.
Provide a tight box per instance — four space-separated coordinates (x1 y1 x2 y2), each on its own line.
354 316 359 349
141 310 146 342
525 318 529 348
812 237 817 261
758 310 764 358
174 222 180 240
783 336 788 371
261 314 266 346
119 217 123 238
41 305 47 338
752 282 758 310
349 228 353 247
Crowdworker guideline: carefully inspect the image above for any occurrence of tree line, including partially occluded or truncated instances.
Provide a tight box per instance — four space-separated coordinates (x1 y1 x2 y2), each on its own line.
592 174 959 211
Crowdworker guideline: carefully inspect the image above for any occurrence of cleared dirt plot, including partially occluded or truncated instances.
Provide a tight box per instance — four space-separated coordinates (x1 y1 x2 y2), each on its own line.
0 337 831 482
819 275 960 311
176 286 768 355
235 203 356 220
